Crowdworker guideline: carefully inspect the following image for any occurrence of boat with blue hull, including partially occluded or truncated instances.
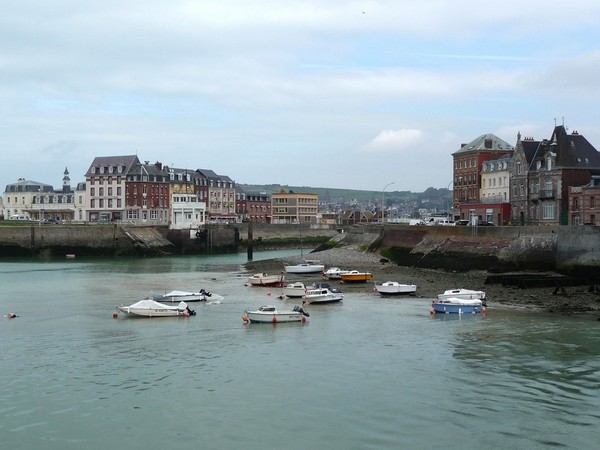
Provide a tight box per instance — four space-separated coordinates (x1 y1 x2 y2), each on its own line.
431 297 483 314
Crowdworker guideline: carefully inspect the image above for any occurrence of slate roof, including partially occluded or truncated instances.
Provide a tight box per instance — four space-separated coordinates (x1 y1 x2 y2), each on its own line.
551 126 600 168
85 155 140 177
453 133 514 155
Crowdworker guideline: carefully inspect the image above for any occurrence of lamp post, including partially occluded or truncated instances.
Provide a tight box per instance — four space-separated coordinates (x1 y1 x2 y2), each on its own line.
382 182 395 224
38 186 42 227
447 181 453 220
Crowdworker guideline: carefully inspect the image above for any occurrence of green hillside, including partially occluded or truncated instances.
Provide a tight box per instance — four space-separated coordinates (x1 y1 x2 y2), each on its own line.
238 184 451 208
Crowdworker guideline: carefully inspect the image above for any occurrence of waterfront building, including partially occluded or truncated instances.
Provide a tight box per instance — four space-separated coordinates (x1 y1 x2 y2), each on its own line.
271 189 319 224
453 133 514 224
85 155 139 223
236 190 271 223
124 161 170 226
165 166 206 229
510 126 600 225
2 168 79 223
195 169 237 223
568 176 600 225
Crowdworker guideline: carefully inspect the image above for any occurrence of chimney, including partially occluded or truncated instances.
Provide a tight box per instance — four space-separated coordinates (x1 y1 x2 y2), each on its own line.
484 138 493 149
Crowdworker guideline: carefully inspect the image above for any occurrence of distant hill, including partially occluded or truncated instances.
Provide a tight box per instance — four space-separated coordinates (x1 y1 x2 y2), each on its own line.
238 183 451 210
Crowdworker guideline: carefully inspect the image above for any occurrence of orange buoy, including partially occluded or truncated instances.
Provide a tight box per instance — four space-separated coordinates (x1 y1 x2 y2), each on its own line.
242 315 249 323
429 307 435 315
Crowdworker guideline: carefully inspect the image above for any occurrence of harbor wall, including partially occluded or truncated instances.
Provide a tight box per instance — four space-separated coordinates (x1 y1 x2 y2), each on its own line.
1 222 600 278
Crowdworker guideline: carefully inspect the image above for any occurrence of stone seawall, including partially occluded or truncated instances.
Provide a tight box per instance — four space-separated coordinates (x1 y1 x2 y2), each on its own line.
358 224 599 277
2 223 599 277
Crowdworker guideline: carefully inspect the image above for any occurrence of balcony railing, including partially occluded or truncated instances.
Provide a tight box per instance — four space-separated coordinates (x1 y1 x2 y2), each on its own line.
539 189 555 199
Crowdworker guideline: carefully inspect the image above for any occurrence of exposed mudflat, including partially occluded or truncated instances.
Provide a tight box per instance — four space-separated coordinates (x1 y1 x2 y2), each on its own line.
245 247 600 315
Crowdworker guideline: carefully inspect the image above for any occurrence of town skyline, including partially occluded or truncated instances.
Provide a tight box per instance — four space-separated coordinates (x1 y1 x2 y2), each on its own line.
2 1 600 192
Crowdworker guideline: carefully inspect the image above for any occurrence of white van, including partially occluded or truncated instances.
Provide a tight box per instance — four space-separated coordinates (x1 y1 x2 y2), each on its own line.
9 214 31 221
426 218 455 226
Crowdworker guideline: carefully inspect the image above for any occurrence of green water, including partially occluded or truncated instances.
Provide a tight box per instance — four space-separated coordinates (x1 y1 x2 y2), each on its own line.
1 252 599 449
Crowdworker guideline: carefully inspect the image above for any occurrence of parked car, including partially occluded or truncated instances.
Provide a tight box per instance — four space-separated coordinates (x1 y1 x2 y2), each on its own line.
476 220 495 226
455 220 471 226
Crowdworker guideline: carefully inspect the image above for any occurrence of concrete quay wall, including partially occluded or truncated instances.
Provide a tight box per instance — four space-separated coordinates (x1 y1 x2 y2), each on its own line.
368 224 600 276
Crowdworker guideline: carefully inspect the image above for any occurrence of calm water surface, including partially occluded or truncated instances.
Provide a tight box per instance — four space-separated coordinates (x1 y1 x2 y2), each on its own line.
1 251 599 450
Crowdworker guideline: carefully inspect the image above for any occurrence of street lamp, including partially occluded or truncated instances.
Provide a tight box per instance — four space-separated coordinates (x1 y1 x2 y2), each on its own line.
38 186 42 227
447 181 453 220
382 182 395 224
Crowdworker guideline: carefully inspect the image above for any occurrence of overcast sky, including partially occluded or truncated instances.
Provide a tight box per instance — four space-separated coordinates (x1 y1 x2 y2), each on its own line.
2 1 600 192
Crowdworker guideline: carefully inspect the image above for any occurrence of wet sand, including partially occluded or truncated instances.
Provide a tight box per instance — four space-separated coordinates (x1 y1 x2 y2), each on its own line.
245 247 600 315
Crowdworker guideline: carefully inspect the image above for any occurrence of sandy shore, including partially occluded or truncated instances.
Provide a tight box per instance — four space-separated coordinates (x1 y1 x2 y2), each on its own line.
245 247 600 315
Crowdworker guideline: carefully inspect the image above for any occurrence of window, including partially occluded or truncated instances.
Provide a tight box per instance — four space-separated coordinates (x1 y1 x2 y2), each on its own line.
591 197 595 208
516 162 521 175
543 203 555 219
544 179 553 196
127 209 139 219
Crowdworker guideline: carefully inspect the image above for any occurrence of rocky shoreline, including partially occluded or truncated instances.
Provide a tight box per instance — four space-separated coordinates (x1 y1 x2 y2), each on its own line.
245 247 600 316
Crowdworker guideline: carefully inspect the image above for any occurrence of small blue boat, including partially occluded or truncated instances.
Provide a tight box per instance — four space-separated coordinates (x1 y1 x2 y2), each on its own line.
431 297 483 314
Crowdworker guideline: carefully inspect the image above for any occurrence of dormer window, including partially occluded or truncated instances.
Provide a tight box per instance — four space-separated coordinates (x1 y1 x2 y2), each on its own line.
109 166 114 174
91 167 96 174
546 156 552 171
117 165 123 173
100 166 105 174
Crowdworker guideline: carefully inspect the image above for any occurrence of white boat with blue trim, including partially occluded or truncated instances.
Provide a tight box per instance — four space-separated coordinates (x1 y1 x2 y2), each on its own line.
431 297 483 314
303 287 343 304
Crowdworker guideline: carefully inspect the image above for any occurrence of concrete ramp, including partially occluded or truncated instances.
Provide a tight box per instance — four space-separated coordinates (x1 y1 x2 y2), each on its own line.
122 227 173 248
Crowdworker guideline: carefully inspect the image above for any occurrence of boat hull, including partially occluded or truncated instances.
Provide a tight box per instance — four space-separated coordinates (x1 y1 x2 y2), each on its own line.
432 303 482 314
340 273 372 283
303 288 343 304
248 273 285 287
245 312 307 323
153 291 224 302
303 294 343 304
117 300 193 317
284 264 325 274
376 283 417 295
282 283 307 298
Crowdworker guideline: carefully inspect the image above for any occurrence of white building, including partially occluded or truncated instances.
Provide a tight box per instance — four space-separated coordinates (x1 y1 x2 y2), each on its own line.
480 154 512 203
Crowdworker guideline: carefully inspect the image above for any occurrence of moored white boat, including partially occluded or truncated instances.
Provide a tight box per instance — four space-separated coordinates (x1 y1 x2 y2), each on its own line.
281 282 331 298
431 297 483 314
153 289 224 302
375 281 417 296
303 287 343 304
117 299 196 317
247 273 285 287
340 270 372 283
242 305 309 323
437 288 486 302
281 282 309 298
324 267 351 279
284 260 325 274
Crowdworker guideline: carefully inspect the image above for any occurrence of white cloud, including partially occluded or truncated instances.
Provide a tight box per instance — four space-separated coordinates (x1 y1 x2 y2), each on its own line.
361 129 424 154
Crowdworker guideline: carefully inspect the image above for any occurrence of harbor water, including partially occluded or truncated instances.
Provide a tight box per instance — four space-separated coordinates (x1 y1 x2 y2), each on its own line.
1 251 599 450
